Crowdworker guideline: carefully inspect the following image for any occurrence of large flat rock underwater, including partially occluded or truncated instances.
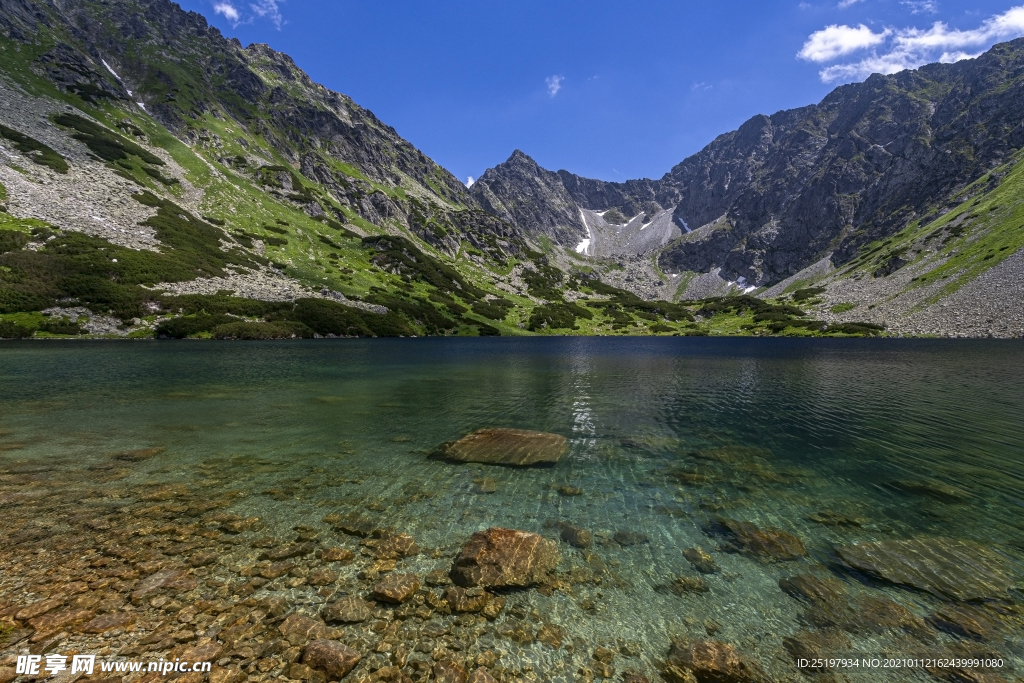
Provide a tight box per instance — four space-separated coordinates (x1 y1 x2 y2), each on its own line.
835 537 1014 601
436 428 568 466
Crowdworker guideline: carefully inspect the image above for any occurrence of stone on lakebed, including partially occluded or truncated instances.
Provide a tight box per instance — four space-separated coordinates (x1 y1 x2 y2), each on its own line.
301 639 361 679
438 428 567 466
835 537 1013 601
451 527 559 588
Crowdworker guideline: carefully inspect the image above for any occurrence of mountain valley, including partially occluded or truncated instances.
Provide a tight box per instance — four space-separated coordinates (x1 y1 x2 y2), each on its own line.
0 0 1021 339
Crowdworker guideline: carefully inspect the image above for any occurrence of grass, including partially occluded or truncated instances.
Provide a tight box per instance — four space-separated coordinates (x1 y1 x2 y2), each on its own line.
831 302 857 313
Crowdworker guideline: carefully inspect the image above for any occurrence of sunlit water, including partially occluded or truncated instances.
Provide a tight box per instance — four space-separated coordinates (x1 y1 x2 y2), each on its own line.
1 338 1022 681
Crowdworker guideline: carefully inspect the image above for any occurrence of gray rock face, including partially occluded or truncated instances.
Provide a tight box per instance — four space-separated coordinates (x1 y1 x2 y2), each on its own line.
470 150 589 247
0 0 528 262
471 38 1024 287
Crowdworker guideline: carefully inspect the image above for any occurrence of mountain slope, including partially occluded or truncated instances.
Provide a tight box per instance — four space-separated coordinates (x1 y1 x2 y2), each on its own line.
471 39 1024 311
4 0 833 340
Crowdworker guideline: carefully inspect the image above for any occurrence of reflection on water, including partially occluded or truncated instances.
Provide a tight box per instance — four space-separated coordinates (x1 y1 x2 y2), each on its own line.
0 338 1022 682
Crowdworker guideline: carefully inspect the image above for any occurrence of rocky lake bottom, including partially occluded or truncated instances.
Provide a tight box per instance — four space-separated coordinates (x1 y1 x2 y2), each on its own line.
0 338 1022 683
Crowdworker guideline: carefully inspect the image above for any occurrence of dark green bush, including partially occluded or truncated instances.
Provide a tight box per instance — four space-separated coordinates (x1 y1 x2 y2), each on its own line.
0 123 69 173
38 318 84 335
0 320 33 338
363 235 484 300
0 229 29 254
528 302 593 330
471 298 514 320
792 287 826 302
288 298 415 337
156 314 238 338
54 114 164 165
211 321 312 340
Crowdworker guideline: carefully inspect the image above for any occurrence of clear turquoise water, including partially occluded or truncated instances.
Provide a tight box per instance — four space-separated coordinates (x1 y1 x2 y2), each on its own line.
1 338 1022 680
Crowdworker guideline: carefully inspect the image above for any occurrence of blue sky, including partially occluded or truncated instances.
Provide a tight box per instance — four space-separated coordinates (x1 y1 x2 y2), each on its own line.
177 0 1024 184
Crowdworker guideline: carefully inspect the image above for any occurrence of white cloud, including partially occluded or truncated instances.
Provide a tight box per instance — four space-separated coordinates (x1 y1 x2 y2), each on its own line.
691 81 712 91
804 5 1024 82
250 0 284 29
546 75 563 97
213 1 241 24
465 176 475 187
798 24 890 62
902 0 938 14
838 0 865 9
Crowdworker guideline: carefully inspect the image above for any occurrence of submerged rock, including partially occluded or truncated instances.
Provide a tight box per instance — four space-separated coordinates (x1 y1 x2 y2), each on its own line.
671 575 710 594
780 573 934 639
709 518 806 561
665 639 768 683
467 669 498 683
613 530 650 547
371 572 420 603
694 446 773 463
929 604 998 641
450 527 559 588
559 523 593 549
433 659 469 683
302 639 361 679
778 574 847 605
438 428 568 466
806 510 865 527
783 629 852 671
684 547 720 574
835 537 1013 600
889 479 970 503
322 596 373 623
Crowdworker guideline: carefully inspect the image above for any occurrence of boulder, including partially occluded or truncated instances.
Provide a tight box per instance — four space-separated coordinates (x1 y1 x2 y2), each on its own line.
371 573 420 603
468 669 498 683
835 537 1012 600
451 528 559 588
81 611 134 633
613 530 649 547
322 596 373 623
278 613 327 642
439 428 567 466
433 660 469 683
444 586 491 613
710 518 806 561
558 523 592 549
320 547 355 563
666 639 768 683
684 547 719 574
783 630 852 671
302 639 361 679
929 604 998 641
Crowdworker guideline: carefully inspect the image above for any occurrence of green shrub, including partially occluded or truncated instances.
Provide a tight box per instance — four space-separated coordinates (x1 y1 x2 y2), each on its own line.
528 302 592 331
471 298 514 320
38 318 84 335
825 322 886 336
0 320 33 338
0 229 29 254
211 321 312 340
159 295 290 317
156 314 238 338
288 298 416 337
830 302 857 313
0 123 69 173
54 113 164 165
363 235 484 300
792 287 826 302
